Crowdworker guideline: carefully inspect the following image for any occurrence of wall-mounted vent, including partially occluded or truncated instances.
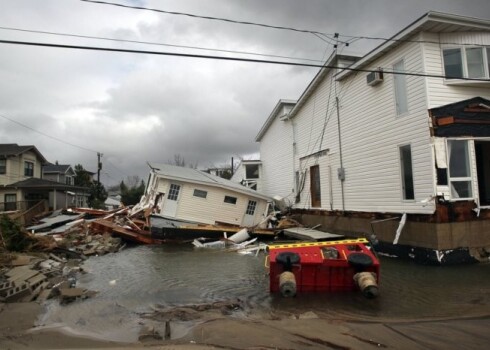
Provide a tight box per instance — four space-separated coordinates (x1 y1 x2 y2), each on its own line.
366 70 383 86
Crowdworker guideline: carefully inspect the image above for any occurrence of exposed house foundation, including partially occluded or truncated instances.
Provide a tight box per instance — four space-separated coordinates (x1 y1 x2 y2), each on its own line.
293 201 490 265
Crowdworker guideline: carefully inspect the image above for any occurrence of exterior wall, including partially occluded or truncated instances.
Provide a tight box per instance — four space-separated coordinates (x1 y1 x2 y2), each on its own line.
258 115 294 200
43 173 60 183
288 37 435 215
0 151 43 186
155 177 268 226
423 32 490 109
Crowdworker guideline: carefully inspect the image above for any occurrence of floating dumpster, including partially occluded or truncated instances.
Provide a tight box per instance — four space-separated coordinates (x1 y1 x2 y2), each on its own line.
267 238 380 298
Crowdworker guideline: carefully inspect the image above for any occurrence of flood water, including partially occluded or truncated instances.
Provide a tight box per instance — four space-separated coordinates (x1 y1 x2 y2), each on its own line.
38 244 490 342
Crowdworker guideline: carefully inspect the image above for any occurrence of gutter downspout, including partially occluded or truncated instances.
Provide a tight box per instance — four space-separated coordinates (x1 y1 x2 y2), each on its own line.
336 96 345 212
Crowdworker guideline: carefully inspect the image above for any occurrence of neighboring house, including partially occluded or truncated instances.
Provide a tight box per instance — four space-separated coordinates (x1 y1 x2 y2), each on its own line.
231 160 263 191
205 167 232 179
141 163 271 227
42 164 76 185
256 12 490 264
0 143 47 187
105 195 122 210
0 144 89 211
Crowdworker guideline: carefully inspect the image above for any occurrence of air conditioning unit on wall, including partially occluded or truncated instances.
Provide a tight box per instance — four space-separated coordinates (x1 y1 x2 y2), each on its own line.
366 70 383 86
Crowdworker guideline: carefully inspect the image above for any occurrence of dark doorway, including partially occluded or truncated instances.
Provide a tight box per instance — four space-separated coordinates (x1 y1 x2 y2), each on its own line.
475 141 490 206
310 165 321 208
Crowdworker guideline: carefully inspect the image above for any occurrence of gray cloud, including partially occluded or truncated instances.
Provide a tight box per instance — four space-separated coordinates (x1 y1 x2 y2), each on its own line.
1 0 489 186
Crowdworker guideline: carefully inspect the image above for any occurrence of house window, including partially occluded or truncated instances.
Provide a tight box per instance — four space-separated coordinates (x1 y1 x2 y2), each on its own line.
245 164 259 179
245 200 257 215
310 165 321 207
443 48 464 78
4 194 17 211
193 189 207 199
399 145 415 200
167 184 180 201
224 195 237 205
393 59 408 115
0 159 6 174
448 140 473 199
65 176 73 185
443 46 490 79
24 161 34 177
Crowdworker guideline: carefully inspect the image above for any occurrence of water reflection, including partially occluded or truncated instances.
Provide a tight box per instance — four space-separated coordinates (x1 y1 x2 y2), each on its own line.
38 245 490 341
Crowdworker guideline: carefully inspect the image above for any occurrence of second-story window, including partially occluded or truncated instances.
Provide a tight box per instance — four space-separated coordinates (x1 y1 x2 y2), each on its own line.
245 164 259 179
24 161 34 177
393 59 408 115
0 159 6 174
443 46 490 79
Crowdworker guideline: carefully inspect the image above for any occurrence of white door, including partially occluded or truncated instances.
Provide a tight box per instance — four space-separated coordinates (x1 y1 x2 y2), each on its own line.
242 200 257 227
161 183 181 218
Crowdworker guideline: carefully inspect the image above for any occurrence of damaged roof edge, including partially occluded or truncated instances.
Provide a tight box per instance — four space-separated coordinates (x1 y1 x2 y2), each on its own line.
147 163 272 201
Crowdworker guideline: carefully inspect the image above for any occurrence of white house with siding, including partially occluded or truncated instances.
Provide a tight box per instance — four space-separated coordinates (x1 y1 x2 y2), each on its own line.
256 12 490 264
145 163 271 227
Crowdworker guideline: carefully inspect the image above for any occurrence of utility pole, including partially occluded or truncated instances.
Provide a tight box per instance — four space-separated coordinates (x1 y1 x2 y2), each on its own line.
97 152 103 184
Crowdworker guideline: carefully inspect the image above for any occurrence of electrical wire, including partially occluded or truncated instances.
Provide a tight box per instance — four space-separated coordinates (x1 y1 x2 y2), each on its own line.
0 114 98 153
79 0 488 47
0 26 326 63
1 39 489 81
79 0 327 36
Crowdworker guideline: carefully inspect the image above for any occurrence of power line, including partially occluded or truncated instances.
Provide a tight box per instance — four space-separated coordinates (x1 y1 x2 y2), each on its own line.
0 26 326 63
0 114 98 153
79 1 488 47
80 0 327 36
339 33 489 47
1 39 489 82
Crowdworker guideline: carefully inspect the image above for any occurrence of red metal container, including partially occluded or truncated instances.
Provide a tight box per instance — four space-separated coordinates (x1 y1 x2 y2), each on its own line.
268 238 380 294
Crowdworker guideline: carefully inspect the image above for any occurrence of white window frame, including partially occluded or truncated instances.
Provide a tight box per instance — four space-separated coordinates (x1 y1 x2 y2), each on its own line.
446 139 474 201
393 59 409 116
442 46 490 80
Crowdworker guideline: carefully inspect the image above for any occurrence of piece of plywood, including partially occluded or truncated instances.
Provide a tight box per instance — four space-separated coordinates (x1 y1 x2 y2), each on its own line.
283 227 344 241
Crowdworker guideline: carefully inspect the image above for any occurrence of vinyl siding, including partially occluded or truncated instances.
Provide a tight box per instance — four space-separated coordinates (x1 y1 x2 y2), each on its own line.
291 35 436 214
423 32 490 109
259 113 295 199
0 151 43 186
155 177 268 226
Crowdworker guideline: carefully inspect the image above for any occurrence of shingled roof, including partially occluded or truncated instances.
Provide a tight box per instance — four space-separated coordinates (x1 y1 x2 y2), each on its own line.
0 144 48 163
4 178 87 191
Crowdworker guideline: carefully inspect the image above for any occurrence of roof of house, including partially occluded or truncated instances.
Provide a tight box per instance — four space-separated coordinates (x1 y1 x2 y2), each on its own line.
42 164 73 174
336 11 490 81
0 143 48 163
255 99 296 142
4 178 88 191
148 163 271 201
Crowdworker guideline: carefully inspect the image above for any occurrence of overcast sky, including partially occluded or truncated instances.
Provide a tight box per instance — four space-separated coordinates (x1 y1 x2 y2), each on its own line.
1 0 488 187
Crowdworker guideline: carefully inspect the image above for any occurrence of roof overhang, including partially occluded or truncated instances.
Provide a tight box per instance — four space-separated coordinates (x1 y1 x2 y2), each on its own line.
255 99 296 142
288 53 361 120
336 11 490 81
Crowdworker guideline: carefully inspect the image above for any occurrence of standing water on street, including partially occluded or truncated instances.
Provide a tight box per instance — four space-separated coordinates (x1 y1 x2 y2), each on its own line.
37 245 490 342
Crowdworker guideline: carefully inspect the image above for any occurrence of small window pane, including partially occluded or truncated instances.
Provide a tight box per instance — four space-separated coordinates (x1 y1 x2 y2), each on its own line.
443 48 463 79
400 145 415 200
224 196 237 204
0 159 6 174
450 181 472 199
245 164 259 179
24 161 34 177
466 47 484 78
168 184 180 201
246 200 257 215
193 189 207 198
448 140 470 178
487 48 490 78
